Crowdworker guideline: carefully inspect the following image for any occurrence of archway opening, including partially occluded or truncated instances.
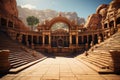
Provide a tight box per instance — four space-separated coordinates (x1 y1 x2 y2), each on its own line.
51 22 69 47
116 17 120 25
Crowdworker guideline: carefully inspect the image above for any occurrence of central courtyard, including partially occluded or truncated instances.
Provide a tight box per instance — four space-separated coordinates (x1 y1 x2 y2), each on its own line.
1 57 120 80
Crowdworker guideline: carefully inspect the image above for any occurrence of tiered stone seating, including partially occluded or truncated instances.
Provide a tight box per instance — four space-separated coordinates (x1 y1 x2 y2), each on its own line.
76 32 120 73
0 31 46 73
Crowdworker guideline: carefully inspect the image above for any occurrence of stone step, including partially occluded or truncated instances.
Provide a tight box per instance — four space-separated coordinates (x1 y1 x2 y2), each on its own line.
87 56 112 65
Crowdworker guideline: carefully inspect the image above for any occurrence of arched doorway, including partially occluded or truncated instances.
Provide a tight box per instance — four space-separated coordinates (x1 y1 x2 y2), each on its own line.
51 22 69 47
57 38 64 48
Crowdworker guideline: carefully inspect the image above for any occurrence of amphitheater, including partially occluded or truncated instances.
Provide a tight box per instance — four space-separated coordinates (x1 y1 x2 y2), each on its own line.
0 0 120 80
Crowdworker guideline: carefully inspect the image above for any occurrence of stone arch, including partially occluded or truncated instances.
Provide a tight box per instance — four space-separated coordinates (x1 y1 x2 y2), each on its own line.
48 16 73 30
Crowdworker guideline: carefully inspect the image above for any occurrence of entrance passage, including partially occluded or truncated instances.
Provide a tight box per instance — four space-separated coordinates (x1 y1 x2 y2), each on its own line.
51 22 69 47
57 39 63 47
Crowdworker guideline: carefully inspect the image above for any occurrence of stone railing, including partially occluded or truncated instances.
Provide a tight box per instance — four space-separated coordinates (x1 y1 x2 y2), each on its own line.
0 50 10 73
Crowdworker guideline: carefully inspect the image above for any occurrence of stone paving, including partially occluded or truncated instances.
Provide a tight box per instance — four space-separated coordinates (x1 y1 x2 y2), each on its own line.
1 57 120 80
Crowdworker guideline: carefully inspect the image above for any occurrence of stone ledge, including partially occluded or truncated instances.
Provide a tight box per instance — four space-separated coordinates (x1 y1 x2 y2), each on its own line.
76 58 114 74
9 57 47 73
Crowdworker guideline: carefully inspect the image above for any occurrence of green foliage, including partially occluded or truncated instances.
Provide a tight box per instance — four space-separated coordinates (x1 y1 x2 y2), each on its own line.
26 16 39 30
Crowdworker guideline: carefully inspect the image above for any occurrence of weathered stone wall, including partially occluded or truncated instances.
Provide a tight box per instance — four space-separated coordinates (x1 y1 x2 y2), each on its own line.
84 0 120 30
0 0 18 17
84 14 102 30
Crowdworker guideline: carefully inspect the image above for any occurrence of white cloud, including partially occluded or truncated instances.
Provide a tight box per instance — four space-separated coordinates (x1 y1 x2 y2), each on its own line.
21 4 36 9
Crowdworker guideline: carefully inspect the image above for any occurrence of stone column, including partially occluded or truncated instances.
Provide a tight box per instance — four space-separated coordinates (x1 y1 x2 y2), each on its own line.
114 12 116 28
102 20 104 29
49 34 51 46
69 34 72 46
0 50 10 73
76 35 78 46
107 23 109 29
42 34 45 46
31 35 34 49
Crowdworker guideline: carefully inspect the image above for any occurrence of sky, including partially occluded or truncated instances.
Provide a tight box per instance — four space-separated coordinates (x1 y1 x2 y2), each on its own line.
16 0 112 19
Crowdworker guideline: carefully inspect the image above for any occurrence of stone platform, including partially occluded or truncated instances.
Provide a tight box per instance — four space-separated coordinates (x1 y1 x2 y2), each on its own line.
1 57 120 80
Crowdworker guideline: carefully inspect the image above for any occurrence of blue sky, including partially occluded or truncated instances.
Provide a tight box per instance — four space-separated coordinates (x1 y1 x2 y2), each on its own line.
16 0 112 19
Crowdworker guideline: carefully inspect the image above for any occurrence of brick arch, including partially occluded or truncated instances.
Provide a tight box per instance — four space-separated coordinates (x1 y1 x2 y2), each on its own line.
48 16 73 30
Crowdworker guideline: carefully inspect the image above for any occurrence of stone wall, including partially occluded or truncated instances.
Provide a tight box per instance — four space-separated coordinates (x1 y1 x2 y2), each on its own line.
0 0 18 17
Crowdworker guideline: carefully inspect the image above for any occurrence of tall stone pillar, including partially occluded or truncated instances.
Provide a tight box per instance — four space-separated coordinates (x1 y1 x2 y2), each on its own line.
49 34 51 46
76 35 78 46
69 34 72 46
102 20 104 29
114 19 116 29
0 50 10 73
42 34 45 46
107 23 109 28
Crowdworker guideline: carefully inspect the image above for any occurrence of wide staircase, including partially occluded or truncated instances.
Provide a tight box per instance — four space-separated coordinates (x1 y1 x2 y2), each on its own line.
76 31 120 74
0 31 46 73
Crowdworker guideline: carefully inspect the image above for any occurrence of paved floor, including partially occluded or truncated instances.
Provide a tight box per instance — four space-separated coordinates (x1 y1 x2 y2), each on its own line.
1 57 120 80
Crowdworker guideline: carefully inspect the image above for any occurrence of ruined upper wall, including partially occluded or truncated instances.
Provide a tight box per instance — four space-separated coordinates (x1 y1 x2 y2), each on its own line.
0 0 18 17
84 0 120 30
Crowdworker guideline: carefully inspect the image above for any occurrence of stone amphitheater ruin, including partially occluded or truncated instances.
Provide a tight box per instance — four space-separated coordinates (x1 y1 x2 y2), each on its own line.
0 0 120 80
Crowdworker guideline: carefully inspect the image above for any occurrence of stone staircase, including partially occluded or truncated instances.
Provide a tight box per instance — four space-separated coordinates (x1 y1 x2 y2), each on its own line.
0 31 46 73
76 31 120 74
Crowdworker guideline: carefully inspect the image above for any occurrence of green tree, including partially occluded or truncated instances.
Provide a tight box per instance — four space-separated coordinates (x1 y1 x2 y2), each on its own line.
26 16 39 30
